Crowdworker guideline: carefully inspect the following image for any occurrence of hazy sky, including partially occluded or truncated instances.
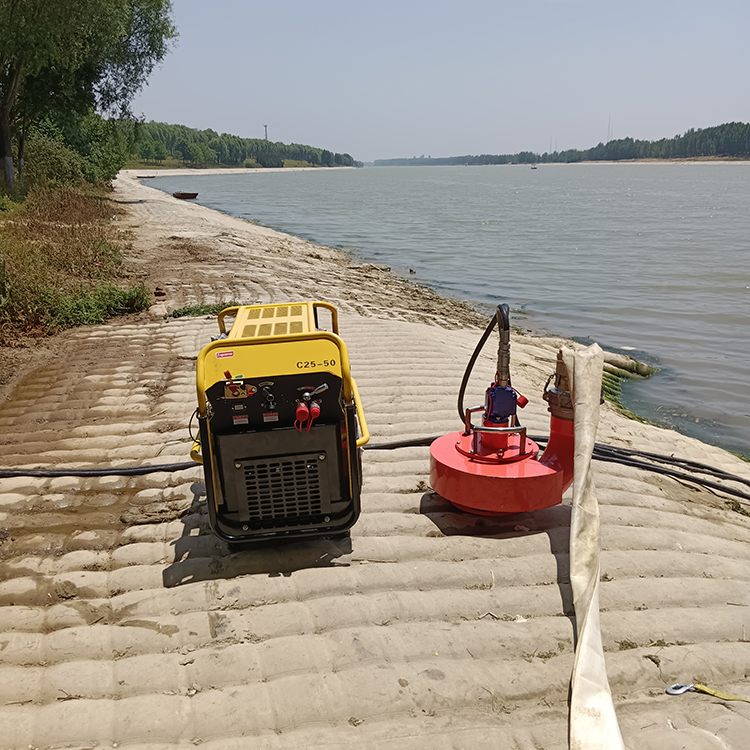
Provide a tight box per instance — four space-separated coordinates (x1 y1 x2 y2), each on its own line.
132 0 749 162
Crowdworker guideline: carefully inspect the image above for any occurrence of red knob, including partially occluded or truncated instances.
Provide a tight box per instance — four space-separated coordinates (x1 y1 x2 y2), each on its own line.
309 401 321 419
296 402 310 421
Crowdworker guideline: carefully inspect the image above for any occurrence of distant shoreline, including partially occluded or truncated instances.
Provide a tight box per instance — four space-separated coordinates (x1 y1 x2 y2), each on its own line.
366 158 750 167
547 157 750 165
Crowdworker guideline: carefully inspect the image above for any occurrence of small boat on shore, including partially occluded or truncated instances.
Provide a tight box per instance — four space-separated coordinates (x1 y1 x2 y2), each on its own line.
173 192 198 200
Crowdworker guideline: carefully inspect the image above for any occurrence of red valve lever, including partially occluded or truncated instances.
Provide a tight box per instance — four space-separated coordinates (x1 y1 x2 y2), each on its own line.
224 369 240 396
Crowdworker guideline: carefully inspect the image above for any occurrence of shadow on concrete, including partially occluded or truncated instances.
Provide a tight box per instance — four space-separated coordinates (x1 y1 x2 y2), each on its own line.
419 490 575 632
161 482 353 588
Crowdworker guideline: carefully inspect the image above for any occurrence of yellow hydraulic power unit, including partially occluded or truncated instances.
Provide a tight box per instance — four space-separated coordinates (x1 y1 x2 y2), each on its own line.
192 301 369 543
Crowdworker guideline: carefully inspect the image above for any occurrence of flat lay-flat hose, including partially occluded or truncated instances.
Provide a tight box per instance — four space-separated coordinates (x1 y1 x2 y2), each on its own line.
563 344 625 749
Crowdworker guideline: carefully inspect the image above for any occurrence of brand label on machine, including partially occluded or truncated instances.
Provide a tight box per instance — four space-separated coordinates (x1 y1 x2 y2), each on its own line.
216 351 234 359
232 415 249 426
263 412 279 423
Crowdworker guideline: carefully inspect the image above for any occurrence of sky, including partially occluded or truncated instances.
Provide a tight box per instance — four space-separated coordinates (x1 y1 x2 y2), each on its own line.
132 0 750 162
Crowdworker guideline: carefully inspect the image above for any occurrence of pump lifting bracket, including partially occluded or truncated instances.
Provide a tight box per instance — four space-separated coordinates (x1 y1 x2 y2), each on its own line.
191 301 369 543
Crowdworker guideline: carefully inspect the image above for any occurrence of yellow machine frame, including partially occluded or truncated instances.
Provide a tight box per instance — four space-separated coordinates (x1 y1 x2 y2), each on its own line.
193 301 369 542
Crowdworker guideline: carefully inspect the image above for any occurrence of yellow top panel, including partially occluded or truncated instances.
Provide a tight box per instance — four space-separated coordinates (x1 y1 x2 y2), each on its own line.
219 301 339 339
227 302 313 339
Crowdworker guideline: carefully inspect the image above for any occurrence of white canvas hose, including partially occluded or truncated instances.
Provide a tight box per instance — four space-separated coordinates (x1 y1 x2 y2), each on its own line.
562 344 626 750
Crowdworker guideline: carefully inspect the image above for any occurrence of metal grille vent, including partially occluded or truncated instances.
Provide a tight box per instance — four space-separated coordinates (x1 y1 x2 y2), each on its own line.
244 454 323 524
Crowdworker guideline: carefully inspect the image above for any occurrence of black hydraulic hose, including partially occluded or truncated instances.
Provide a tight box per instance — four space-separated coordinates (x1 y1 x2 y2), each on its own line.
362 434 750 505
529 435 750 505
585 452 750 504
362 436 439 450
1 437 748 506
457 311 498 421
594 444 750 489
0 462 196 479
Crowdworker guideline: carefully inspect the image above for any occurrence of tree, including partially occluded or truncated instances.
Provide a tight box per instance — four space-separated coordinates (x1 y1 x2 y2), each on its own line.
191 142 215 165
174 139 192 163
152 140 167 162
138 139 154 162
0 0 176 189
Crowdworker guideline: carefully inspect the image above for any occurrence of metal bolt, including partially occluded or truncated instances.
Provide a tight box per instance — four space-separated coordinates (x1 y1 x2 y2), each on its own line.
235 462 242 469
242 525 249 531
318 454 326 461
324 516 330 523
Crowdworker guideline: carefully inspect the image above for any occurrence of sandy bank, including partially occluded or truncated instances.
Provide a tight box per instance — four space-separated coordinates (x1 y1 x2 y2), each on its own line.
125 166 355 178
0 172 749 749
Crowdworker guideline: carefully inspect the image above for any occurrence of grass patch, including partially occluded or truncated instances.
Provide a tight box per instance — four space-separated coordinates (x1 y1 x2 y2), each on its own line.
122 156 189 170
283 159 317 168
165 301 246 319
0 185 149 344
49 284 150 327
601 365 657 424
0 194 17 212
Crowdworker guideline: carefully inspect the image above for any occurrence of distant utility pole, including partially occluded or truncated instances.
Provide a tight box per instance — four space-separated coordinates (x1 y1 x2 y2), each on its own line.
264 125 268 140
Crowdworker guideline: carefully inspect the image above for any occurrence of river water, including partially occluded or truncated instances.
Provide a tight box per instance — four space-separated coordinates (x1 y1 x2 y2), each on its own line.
149 164 750 456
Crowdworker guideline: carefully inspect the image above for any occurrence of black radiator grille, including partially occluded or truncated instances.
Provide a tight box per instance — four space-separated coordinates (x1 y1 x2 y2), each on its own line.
244 454 323 524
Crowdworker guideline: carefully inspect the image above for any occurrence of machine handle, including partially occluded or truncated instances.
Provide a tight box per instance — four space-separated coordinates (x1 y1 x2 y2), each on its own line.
312 301 339 334
351 377 370 447
464 405 526 436
217 306 240 335
463 405 485 434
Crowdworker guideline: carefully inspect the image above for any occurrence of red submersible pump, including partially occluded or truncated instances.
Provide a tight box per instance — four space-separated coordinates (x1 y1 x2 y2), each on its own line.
430 304 575 515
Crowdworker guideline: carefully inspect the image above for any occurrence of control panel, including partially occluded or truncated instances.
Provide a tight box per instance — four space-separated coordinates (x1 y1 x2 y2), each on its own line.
205 371 344 434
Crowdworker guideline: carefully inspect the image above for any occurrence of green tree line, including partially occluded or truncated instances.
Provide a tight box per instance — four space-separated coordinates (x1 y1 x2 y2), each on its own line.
373 122 750 167
135 121 355 168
